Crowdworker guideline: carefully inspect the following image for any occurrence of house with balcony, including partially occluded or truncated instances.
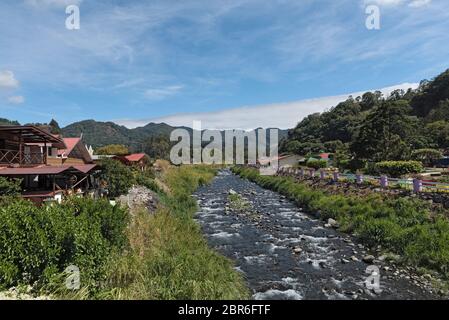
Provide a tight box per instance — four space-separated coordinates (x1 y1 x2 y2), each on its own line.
0 126 100 205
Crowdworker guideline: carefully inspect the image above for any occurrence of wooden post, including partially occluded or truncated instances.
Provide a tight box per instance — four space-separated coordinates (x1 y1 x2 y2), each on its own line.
19 130 23 165
44 140 48 165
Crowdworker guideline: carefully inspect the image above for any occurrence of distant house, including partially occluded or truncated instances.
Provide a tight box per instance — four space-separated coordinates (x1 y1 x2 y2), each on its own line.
257 154 305 168
114 153 150 171
278 154 305 168
319 153 331 161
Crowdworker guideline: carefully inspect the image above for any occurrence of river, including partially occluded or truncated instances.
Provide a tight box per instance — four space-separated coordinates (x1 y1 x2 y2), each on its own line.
194 169 438 300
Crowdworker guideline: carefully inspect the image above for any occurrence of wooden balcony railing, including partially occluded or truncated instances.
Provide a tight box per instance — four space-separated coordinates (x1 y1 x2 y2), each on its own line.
0 149 45 165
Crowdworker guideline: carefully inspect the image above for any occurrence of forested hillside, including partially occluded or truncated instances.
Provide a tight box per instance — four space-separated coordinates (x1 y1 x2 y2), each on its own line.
281 69 449 168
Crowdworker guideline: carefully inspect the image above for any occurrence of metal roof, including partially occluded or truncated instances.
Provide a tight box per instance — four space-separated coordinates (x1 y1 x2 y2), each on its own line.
0 164 97 176
0 125 66 148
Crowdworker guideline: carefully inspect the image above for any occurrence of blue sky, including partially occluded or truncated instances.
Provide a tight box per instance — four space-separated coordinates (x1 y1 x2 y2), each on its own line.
0 0 448 129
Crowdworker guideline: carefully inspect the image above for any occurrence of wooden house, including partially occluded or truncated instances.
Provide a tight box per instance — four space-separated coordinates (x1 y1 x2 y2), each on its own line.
0 126 99 205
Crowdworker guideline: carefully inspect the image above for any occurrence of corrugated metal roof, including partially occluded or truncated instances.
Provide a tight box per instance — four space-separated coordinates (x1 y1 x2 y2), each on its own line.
0 164 97 175
0 125 66 148
58 137 81 156
0 166 70 175
72 164 97 173
124 153 147 162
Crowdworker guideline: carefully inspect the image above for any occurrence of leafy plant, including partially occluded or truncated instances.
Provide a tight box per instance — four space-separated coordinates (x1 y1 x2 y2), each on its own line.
0 177 22 196
306 159 327 169
374 161 424 177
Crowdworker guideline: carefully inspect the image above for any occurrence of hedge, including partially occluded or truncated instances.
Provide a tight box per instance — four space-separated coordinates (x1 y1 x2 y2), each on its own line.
374 161 423 178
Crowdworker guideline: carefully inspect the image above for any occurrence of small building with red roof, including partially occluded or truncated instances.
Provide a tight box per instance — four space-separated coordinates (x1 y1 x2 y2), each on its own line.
114 153 150 171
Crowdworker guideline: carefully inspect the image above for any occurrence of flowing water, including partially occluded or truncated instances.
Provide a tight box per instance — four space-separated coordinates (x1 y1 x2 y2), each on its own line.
194 169 438 300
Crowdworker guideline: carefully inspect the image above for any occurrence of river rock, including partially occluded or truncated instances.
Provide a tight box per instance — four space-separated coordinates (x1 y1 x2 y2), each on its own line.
229 189 237 195
362 255 375 264
293 247 303 254
327 218 339 228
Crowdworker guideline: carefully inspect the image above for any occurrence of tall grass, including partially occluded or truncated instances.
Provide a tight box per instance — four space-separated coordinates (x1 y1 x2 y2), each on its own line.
102 165 249 299
232 166 449 278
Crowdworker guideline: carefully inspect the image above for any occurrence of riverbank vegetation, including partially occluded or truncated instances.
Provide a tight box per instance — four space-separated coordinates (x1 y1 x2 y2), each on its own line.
232 166 449 278
102 165 249 299
1 164 248 299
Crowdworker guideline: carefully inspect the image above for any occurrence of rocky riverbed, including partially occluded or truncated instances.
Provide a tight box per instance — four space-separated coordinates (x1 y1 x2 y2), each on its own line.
194 169 442 300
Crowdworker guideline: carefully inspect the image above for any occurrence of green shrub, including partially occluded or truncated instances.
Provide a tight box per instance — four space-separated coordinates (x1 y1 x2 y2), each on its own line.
306 159 327 169
0 177 22 196
99 158 134 197
374 161 423 177
133 168 161 193
0 197 129 291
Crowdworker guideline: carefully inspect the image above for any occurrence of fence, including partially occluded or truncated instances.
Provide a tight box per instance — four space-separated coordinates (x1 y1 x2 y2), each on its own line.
276 167 449 194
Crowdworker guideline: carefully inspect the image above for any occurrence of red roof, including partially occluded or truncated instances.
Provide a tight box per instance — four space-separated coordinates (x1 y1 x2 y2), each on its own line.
0 166 70 175
319 153 331 159
72 164 97 173
0 164 97 175
124 153 147 162
58 138 81 156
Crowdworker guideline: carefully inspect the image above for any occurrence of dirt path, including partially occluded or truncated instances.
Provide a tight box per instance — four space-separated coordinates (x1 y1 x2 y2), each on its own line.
194 169 440 300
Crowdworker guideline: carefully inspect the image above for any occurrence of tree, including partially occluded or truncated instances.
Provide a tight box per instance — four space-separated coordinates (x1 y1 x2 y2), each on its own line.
351 100 415 162
49 119 62 134
144 135 171 160
96 144 129 156
411 69 449 117
0 118 20 126
425 121 449 149
426 99 449 122
411 148 443 167
98 158 134 198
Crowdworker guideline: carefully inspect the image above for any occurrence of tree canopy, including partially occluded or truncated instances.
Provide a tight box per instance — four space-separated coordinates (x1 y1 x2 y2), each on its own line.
280 68 449 168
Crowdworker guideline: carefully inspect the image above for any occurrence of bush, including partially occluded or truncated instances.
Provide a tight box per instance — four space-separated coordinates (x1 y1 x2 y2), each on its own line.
133 168 161 193
0 177 22 196
0 197 129 291
411 148 443 166
306 159 327 169
374 161 423 177
99 158 134 197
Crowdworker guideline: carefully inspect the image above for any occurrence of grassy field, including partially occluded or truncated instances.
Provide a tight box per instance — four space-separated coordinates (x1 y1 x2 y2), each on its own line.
101 165 250 299
232 166 449 280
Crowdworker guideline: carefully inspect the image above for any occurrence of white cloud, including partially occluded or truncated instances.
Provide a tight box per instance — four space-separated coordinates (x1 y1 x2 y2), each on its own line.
116 83 419 130
25 0 82 8
0 70 19 89
144 85 184 101
7 95 25 104
409 0 432 8
363 0 432 7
